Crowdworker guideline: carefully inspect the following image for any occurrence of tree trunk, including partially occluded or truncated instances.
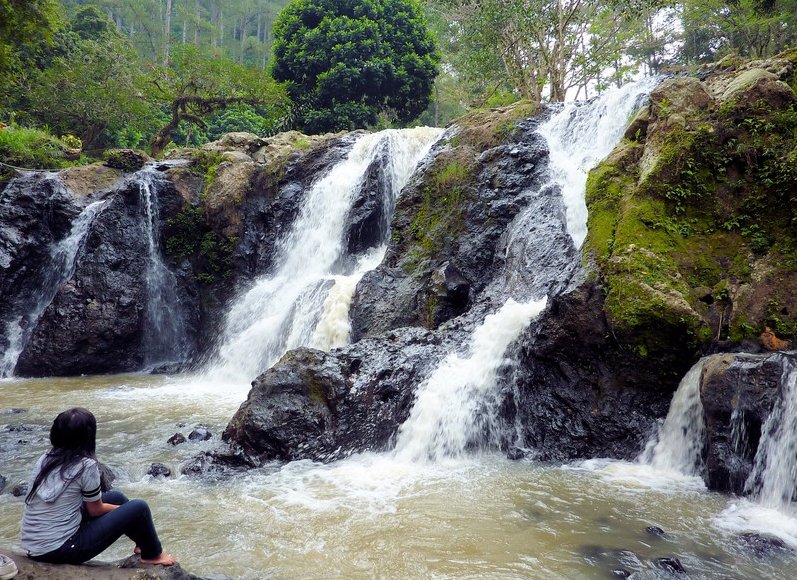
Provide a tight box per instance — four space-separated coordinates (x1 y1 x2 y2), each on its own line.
194 0 200 45
164 0 173 64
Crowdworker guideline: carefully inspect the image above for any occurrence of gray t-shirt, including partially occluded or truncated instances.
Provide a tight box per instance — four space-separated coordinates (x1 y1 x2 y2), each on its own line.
20 454 102 556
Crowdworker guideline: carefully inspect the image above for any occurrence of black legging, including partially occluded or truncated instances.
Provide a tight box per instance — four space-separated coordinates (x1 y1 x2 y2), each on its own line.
31 491 163 564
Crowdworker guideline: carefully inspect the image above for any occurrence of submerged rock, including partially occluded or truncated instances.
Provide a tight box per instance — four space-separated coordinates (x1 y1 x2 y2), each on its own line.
168 433 186 446
188 426 212 442
146 463 171 478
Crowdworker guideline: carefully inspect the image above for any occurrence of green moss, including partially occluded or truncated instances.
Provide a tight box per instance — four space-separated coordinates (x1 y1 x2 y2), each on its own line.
191 150 225 192
404 156 474 271
165 204 236 284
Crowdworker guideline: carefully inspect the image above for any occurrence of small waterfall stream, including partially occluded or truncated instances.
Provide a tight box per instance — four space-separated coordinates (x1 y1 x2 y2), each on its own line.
136 167 190 366
207 127 441 382
0 193 108 377
745 357 797 511
640 360 706 476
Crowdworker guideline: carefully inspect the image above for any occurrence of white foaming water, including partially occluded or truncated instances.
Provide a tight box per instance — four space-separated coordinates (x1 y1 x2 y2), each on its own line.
746 357 797 511
208 127 441 382
640 360 707 476
538 76 659 248
309 246 385 351
137 168 189 366
395 298 547 462
0 195 108 377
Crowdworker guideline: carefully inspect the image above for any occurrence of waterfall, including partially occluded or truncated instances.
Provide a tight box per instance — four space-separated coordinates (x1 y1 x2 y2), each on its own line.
745 357 797 511
0 197 108 377
136 167 190 367
394 79 656 462
640 360 706 476
538 76 660 247
208 127 442 382
394 298 547 462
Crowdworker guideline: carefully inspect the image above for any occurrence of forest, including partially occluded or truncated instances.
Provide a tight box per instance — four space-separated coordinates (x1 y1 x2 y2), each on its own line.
1 0 796 168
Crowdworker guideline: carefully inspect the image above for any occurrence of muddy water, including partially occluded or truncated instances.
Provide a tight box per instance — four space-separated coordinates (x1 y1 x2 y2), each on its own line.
1 375 796 579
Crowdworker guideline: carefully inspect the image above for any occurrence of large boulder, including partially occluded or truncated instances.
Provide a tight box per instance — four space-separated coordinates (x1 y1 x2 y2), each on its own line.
219 327 452 465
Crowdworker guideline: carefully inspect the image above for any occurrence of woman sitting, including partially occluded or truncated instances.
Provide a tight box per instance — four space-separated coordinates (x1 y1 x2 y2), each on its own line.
20 407 175 566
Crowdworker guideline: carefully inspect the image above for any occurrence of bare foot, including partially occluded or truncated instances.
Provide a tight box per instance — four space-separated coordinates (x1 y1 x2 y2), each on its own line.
134 546 141 555
140 552 176 566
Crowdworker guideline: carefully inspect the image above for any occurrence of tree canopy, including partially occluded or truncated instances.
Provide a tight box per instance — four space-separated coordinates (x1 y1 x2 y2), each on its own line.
271 0 440 133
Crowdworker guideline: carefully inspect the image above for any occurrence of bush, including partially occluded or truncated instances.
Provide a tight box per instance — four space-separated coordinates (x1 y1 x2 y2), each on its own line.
0 125 69 170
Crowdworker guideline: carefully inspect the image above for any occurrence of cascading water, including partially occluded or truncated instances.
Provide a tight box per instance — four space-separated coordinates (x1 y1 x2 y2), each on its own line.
136 167 189 366
0 196 108 377
538 77 660 247
640 360 706 475
745 357 797 511
395 79 658 461
208 127 441 382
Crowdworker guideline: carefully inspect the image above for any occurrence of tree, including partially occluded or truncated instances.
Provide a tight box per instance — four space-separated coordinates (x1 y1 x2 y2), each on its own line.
23 13 158 149
147 44 290 155
680 0 797 63
271 0 440 133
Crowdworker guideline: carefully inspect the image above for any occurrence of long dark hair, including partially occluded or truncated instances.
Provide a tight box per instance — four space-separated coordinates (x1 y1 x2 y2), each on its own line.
25 407 97 504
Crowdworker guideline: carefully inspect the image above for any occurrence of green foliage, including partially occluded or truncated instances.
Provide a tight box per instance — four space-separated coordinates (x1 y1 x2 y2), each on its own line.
272 0 440 133
0 0 61 74
0 125 71 169
147 44 289 155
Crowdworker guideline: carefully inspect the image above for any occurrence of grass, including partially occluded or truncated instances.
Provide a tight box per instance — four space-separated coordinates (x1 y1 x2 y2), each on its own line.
0 125 72 170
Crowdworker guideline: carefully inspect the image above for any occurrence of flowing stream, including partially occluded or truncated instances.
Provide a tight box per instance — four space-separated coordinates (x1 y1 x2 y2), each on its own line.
2 85 797 578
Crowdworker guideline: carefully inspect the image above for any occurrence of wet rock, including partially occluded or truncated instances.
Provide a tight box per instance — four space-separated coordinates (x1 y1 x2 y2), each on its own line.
188 426 212 442
219 327 449 465
146 463 171 478
168 433 187 446
0 474 6 493
646 526 666 538
738 532 793 556
5 423 33 432
652 557 686 575
11 482 28 497
511 281 676 462
4 408 26 414
700 352 786 494
612 570 632 578
350 117 552 339
12 167 198 377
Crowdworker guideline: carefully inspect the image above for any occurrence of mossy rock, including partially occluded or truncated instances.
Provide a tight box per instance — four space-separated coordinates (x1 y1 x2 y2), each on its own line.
584 54 797 354
102 149 151 172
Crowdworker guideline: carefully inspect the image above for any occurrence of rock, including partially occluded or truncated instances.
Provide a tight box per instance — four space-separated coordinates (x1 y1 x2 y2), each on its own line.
350 116 553 339
5 408 26 414
11 482 28 497
103 149 151 172
146 463 171 478
188 426 212 442
0 546 209 579
203 132 266 155
168 433 187 446
652 557 686 575
12 166 198 377
612 569 632 578
738 532 792 556
719 68 795 109
649 77 714 119
61 164 125 197
219 327 449 466
700 352 786 493
0 474 6 493
646 526 666 538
